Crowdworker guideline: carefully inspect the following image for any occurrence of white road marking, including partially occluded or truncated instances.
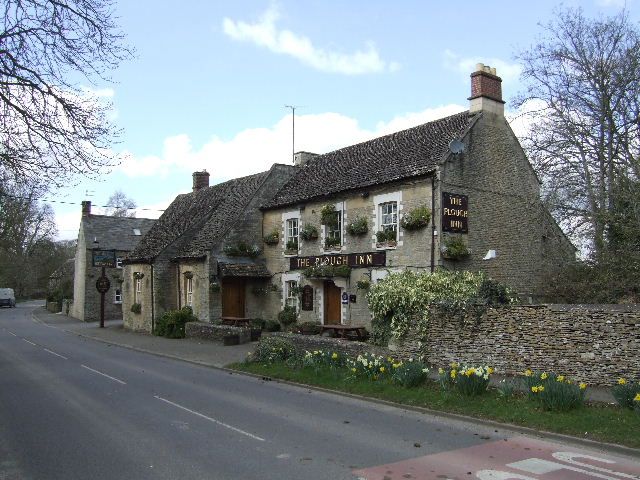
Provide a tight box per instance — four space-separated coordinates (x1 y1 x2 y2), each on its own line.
81 365 127 385
8 331 17 336
154 395 265 442
22 339 36 346
44 349 68 360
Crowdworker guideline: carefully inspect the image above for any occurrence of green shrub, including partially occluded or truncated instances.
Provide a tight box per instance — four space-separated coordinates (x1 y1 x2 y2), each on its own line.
356 279 370 290
264 319 281 332
346 216 368 236
154 306 196 339
250 336 297 363
611 378 640 409
130 303 142 314
391 360 429 388
320 204 339 227
297 321 321 334
400 205 431 230
277 305 297 327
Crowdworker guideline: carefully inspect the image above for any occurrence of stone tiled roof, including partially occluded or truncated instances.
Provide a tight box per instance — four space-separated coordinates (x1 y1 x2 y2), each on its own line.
82 215 156 252
263 111 475 209
126 171 271 263
219 262 271 278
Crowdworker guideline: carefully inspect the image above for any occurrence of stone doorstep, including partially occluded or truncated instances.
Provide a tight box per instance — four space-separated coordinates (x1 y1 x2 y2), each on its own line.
185 322 251 344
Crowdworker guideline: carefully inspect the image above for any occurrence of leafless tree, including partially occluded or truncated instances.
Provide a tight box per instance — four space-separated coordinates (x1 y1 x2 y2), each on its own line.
104 189 136 217
514 8 640 260
0 0 132 189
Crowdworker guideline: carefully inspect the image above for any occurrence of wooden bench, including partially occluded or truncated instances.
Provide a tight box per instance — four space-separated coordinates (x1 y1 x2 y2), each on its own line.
319 325 368 341
220 317 251 328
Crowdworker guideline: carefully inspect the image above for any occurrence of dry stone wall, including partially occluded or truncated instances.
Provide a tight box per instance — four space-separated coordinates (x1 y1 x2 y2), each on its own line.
409 304 640 387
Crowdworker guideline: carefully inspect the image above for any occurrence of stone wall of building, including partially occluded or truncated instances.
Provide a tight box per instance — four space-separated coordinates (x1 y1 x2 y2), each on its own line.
79 249 128 322
177 259 208 321
439 112 575 301
122 263 153 332
391 304 640 387
262 179 434 327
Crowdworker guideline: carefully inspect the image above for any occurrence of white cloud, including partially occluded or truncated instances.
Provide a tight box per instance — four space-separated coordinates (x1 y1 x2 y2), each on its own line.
222 5 398 75
596 0 625 6
118 104 467 182
443 50 522 85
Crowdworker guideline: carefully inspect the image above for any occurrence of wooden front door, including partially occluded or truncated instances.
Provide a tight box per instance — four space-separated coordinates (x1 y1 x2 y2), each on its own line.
222 278 245 318
324 280 341 325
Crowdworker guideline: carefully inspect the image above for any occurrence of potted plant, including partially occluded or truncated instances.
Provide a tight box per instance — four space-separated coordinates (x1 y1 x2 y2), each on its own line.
400 205 432 230
277 305 298 330
320 204 339 227
285 238 298 255
376 229 397 248
441 236 471 260
300 223 319 241
324 236 341 251
250 318 265 341
209 281 221 293
346 216 368 236
263 229 279 245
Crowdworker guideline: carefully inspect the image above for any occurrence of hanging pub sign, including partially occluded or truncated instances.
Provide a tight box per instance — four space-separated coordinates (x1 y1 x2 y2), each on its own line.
92 249 116 268
442 192 469 233
301 285 314 311
290 251 386 270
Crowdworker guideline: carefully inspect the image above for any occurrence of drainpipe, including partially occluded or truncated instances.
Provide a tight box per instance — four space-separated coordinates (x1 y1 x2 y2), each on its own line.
431 175 436 273
150 263 155 334
177 264 182 309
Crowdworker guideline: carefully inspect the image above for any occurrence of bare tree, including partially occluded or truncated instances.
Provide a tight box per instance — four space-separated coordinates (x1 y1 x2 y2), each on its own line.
0 0 132 189
514 8 640 260
105 189 136 217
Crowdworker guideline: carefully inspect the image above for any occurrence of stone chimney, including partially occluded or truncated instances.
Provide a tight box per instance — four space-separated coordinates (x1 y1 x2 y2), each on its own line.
81 200 91 217
293 151 318 166
469 63 505 115
192 170 210 191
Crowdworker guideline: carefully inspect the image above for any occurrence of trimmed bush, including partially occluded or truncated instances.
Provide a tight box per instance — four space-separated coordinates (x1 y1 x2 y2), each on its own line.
154 306 196 339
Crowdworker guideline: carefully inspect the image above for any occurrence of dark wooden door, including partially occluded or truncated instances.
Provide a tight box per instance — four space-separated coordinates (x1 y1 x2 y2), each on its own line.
222 278 245 317
324 280 341 325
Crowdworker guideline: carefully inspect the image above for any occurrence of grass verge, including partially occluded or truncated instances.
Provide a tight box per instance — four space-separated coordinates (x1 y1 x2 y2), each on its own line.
230 361 640 449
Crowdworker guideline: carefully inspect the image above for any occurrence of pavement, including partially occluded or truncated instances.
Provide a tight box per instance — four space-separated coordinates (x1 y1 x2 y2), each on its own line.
31 305 616 404
31 306 254 368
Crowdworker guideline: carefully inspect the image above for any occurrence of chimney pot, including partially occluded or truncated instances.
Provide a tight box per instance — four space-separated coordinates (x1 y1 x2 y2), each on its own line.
81 200 91 217
192 170 210 191
293 151 318 166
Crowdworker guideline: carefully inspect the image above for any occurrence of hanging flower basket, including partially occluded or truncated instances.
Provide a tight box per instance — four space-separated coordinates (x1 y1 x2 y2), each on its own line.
320 204 339 228
133 272 144 280
263 230 279 245
183 271 194 279
400 205 432 230
346 216 368 236
300 223 319 241
209 282 221 292
441 236 471 260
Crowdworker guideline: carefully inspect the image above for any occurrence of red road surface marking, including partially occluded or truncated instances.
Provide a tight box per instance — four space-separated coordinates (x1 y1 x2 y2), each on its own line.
353 437 640 480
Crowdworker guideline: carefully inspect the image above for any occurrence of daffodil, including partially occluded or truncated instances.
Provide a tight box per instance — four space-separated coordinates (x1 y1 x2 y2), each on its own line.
438 367 444 375
557 375 565 383
634 393 640 402
524 369 533 377
540 372 548 380
488 367 494 375
618 378 627 385
531 386 539 393
351 368 356 373
579 382 587 390
331 352 338 360
380 366 385 373
450 369 457 379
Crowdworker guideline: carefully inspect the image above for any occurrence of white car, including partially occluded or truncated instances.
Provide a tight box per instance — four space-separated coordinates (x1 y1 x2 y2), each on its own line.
0 288 16 308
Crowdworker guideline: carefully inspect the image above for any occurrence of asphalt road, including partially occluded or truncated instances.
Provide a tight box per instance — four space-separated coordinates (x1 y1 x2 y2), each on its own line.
1 302 638 480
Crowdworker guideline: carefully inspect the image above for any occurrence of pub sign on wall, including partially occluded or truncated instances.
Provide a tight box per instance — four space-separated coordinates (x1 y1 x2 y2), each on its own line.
442 192 468 233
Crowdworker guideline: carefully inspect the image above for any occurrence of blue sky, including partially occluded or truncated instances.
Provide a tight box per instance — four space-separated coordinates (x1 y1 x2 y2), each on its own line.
52 0 637 239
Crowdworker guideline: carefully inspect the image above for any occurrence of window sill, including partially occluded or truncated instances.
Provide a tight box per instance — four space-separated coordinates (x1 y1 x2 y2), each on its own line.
375 242 397 250
323 246 343 253
283 250 299 257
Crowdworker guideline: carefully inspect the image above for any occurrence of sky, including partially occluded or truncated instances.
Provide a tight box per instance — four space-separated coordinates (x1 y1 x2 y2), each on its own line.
50 0 637 240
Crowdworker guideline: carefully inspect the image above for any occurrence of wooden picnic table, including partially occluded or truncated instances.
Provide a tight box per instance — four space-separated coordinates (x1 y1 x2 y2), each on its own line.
221 317 251 328
319 324 367 341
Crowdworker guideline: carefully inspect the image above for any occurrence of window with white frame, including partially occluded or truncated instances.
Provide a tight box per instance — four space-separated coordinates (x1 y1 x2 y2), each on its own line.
134 276 142 303
115 257 123 269
285 218 299 250
285 280 298 309
114 288 122 304
325 210 342 247
379 202 398 238
186 277 193 306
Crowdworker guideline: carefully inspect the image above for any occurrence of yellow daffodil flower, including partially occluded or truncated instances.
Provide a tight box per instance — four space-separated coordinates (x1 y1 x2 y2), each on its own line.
450 369 457 379
531 386 538 393
331 352 338 359
618 378 627 385
579 382 587 390
540 372 548 380
438 368 444 375
634 393 640 402
524 369 533 377
380 367 385 373
557 375 565 383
